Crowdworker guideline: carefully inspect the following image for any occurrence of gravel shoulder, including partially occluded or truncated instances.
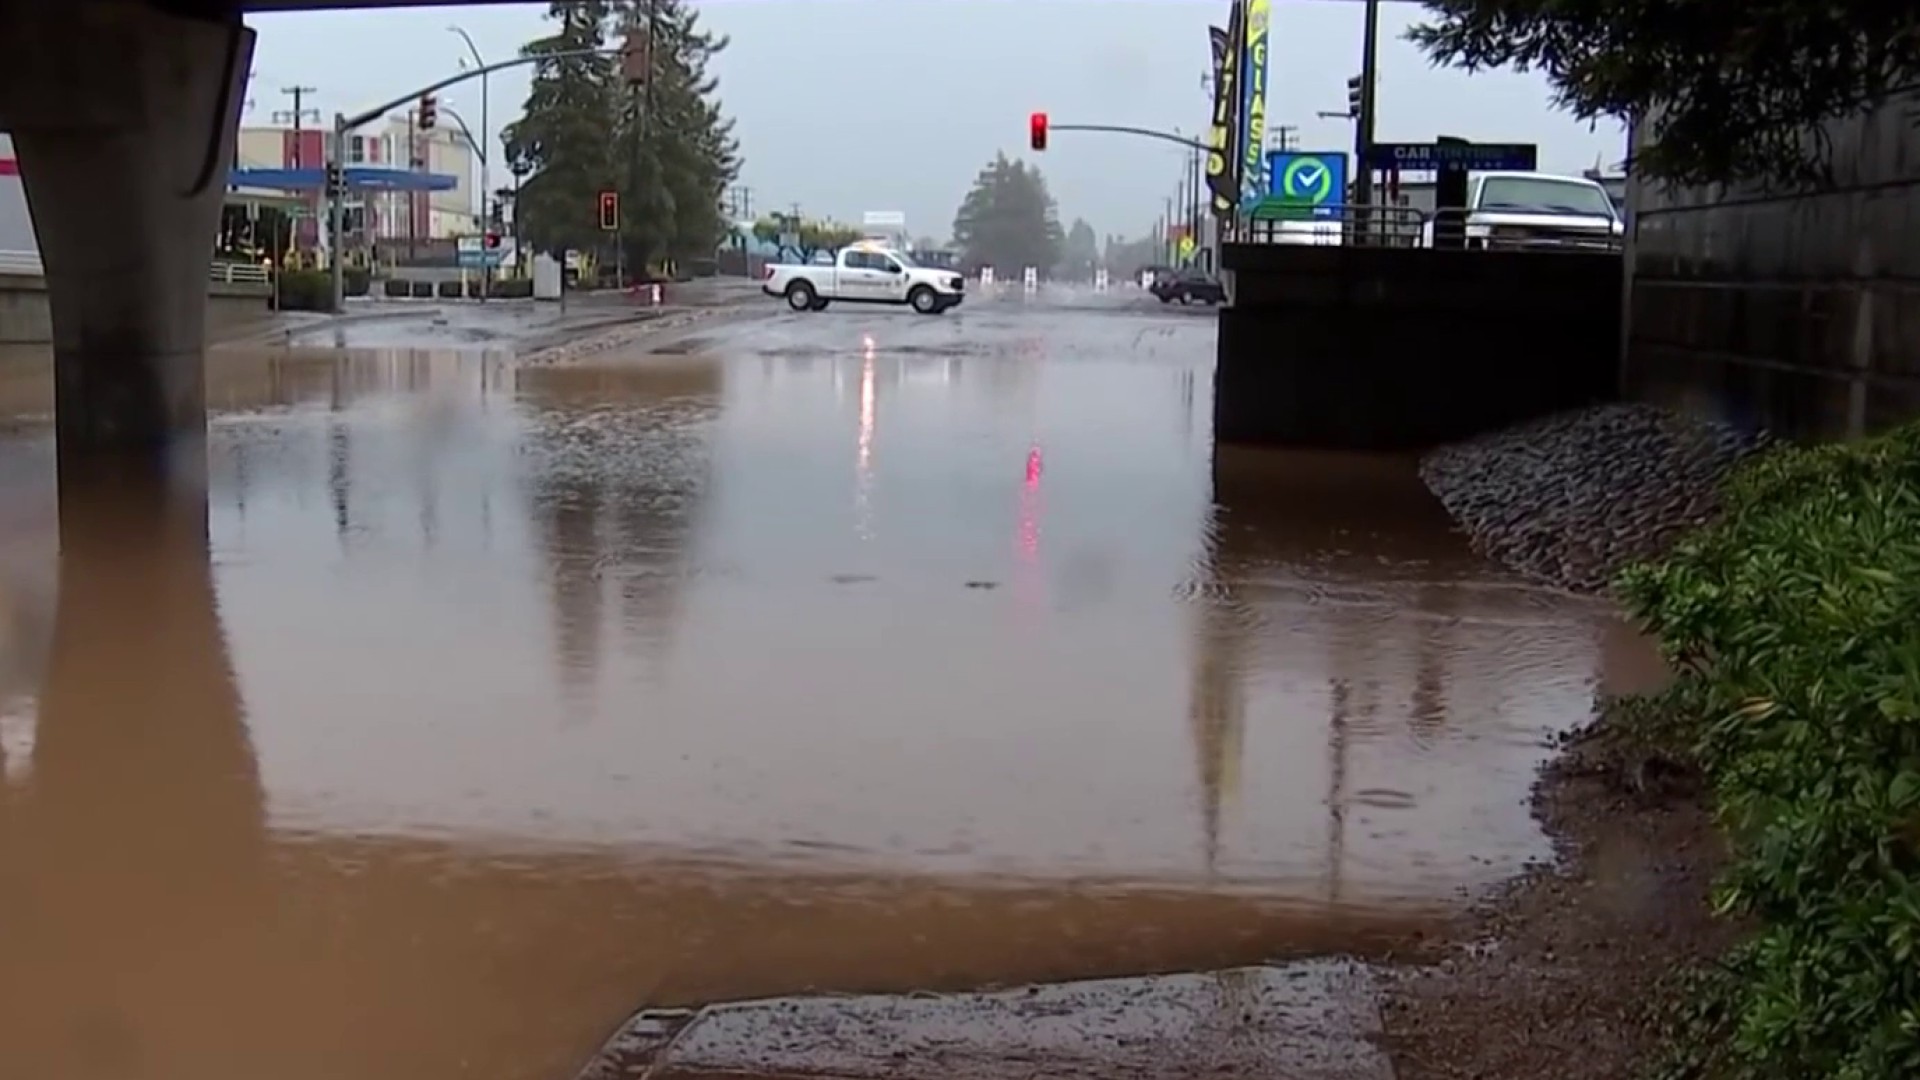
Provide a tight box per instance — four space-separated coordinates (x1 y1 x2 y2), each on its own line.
1379 717 1736 1080
1384 402 1760 1079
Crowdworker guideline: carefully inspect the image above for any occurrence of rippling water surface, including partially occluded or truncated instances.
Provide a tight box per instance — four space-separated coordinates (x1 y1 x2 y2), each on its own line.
0 306 1660 1079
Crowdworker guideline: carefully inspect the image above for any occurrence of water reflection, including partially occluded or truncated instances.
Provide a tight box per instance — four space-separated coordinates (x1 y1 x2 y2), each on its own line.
0 307 1661 1079
1 477 276 1074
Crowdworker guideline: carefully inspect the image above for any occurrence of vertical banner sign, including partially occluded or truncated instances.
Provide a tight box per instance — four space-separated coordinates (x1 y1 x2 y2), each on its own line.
1204 4 1245 216
1237 0 1270 209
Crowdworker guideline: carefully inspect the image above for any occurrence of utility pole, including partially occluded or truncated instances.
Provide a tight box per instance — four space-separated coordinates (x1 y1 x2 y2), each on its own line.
274 86 320 163
273 87 320 264
1188 143 1202 264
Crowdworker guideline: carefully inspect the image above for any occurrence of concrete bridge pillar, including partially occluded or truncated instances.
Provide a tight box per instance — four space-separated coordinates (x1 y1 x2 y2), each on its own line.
0 1 251 472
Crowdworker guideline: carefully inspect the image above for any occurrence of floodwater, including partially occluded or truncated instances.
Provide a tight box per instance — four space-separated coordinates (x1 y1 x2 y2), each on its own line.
0 301 1660 1079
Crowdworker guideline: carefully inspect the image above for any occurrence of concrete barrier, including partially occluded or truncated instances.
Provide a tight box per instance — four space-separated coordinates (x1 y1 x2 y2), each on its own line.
1625 91 1920 440
1214 243 1621 450
0 273 270 345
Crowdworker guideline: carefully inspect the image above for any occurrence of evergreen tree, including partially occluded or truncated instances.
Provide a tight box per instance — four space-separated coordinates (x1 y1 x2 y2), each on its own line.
1055 218 1098 281
611 0 739 276
1104 232 1166 277
1411 2 1920 186
502 0 740 275
950 154 1063 276
500 1 619 257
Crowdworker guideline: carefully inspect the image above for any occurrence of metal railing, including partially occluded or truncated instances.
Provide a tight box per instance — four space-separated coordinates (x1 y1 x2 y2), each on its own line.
209 260 272 285
1237 204 1625 253
1238 204 1427 248
0 250 274 284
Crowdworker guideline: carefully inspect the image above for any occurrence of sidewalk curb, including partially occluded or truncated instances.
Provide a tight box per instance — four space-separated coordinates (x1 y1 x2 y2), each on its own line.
218 306 449 347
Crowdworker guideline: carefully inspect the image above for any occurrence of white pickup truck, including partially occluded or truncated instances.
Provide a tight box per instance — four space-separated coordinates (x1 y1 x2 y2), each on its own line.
1430 171 1624 250
763 243 966 315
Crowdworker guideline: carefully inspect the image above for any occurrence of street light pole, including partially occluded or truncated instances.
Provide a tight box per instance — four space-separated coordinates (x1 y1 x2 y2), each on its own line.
450 25 490 301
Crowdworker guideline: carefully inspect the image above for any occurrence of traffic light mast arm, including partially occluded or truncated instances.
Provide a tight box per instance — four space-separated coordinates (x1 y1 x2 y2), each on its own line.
338 47 618 132
1045 124 1210 153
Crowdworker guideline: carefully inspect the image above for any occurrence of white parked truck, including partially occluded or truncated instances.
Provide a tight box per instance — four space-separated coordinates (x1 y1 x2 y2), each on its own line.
1431 171 1625 250
763 242 966 315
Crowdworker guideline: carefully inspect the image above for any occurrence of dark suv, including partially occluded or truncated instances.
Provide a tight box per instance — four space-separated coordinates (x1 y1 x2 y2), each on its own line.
1150 268 1226 305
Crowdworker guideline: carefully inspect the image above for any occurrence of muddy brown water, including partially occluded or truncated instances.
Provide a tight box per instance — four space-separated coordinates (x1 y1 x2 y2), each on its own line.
0 310 1661 1079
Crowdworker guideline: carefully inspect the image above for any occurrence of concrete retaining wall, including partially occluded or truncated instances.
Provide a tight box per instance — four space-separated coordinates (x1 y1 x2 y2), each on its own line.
1216 244 1621 450
0 274 270 345
1625 89 1920 439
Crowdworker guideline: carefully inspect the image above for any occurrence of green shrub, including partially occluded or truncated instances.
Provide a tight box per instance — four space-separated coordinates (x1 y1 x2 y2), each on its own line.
343 268 371 298
493 277 534 299
274 269 331 311
1617 422 1920 1080
383 278 411 298
437 279 463 299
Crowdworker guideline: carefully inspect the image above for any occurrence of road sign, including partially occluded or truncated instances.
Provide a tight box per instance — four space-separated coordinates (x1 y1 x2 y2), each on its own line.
1363 142 1538 172
1093 268 1109 292
456 236 503 268
980 266 995 287
1022 267 1038 293
1266 151 1347 219
1177 235 1196 261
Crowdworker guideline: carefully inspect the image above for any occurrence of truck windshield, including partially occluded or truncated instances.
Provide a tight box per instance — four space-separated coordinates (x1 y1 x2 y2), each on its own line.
1478 177 1616 218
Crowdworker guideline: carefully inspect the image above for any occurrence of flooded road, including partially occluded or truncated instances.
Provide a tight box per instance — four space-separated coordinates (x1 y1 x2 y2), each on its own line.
0 297 1658 1079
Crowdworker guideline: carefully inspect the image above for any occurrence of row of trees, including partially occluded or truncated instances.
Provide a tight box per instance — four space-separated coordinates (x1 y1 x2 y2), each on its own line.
1413 2 1920 187
501 0 738 275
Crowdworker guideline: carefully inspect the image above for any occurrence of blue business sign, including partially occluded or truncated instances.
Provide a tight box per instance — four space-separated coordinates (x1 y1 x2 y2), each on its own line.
1363 142 1538 172
1264 151 1347 218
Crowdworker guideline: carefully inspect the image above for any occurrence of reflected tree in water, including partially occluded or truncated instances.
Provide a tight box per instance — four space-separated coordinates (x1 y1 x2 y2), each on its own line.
514 365 721 712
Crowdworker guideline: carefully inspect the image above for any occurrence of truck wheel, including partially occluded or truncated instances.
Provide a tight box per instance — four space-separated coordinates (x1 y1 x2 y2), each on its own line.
909 286 940 314
809 297 830 311
785 281 817 311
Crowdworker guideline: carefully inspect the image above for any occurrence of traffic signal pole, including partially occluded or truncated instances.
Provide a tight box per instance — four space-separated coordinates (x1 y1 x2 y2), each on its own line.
1044 123 1209 153
1353 0 1382 208
327 47 618 313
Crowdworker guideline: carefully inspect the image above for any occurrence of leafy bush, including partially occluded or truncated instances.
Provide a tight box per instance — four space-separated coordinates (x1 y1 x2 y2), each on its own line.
436 280 463 299
410 280 434 299
493 277 534 299
274 269 331 312
383 279 411 298
343 268 371 298
1617 422 1920 1080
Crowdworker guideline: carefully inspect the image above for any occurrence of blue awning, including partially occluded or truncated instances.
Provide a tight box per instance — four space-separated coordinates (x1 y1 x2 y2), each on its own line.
228 166 458 192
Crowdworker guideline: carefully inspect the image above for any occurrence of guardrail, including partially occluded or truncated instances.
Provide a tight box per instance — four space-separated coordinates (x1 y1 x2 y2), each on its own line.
209 260 271 285
0 250 275 283
1237 204 1624 253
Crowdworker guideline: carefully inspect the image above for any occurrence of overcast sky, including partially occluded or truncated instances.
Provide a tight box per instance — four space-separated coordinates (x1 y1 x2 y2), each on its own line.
245 0 1626 241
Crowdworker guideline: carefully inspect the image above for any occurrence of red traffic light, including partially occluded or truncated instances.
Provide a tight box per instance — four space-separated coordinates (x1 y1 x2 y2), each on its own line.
1029 112 1048 152
598 190 619 232
418 93 438 131
483 231 501 250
